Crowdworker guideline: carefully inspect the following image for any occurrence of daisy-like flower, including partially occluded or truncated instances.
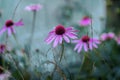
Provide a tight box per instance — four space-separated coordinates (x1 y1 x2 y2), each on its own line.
80 16 91 26
73 35 100 53
0 66 11 80
100 32 115 41
45 24 78 47
25 4 42 11
115 36 120 45
0 19 23 36
0 44 6 54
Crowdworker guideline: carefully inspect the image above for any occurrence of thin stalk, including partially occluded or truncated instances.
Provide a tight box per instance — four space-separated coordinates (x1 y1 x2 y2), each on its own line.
12 0 22 19
59 43 64 62
8 55 24 80
29 11 36 50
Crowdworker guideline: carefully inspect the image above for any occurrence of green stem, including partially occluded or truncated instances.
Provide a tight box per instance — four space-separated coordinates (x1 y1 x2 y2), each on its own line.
59 43 64 62
29 11 36 51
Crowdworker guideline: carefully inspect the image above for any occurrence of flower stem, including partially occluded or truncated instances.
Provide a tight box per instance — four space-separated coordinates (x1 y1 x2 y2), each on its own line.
12 0 22 19
59 43 64 62
29 11 36 50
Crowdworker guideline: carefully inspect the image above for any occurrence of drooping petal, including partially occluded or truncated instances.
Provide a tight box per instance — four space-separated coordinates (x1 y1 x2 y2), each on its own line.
7 28 12 36
45 34 56 44
15 19 24 26
77 43 83 53
63 35 70 43
92 43 98 48
65 32 77 39
0 27 7 35
59 36 63 44
74 42 81 51
83 43 88 52
72 40 80 43
89 42 93 50
53 36 60 47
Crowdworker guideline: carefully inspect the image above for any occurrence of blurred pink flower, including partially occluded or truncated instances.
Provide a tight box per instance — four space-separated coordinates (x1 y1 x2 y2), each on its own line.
0 19 23 36
0 71 11 80
45 24 78 47
80 16 91 26
73 35 100 53
100 32 115 41
115 36 120 45
0 44 6 54
25 4 42 11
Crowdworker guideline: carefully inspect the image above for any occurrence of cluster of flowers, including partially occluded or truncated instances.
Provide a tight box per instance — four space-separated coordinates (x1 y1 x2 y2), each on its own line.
0 4 120 55
0 4 120 79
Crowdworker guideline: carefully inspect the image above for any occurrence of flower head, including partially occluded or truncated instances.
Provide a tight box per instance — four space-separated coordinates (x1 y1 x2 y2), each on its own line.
100 32 115 41
0 19 24 36
80 16 91 26
115 36 120 45
45 24 78 47
25 4 42 11
73 35 100 53
0 44 6 54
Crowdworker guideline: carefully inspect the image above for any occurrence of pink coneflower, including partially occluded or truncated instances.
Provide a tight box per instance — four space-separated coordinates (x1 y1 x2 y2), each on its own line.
115 36 120 45
80 16 91 26
25 4 42 11
0 19 23 36
0 44 6 54
45 24 78 47
73 35 100 53
100 32 115 41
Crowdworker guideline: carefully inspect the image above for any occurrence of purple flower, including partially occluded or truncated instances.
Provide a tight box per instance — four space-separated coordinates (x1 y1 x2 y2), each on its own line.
73 35 100 53
45 24 78 47
100 32 115 41
115 36 120 45
0 19 23 36
0 44 6 54
80 16 91 26
25 4 42 11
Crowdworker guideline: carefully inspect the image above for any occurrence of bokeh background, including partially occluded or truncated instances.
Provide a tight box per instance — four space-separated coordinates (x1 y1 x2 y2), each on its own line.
0 0 120 80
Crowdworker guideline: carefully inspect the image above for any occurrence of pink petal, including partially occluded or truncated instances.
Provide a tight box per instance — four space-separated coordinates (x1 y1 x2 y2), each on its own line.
80 17 91 26
83 43 88 52
53 36 60 47
65 32 77 39
89 42 93 50
100 33 107 41
15 19 24 26
45 34 56 44
63 35 70 43
25 4 42 11
72 40 80 43
92 43 98 48
74 42 81 51
59 36 63 44
108 32 115 38
7 28 12 36
77 43 83 53
0 27 6 35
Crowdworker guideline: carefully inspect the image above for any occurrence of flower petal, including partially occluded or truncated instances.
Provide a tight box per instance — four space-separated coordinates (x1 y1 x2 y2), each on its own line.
15 19 24 26
77 43 83 53
63 35 70 43
59 36 63 44
53 36 60 47
83 43 88 52
45 34 56 44
65 32 77 39
0 27 6 35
